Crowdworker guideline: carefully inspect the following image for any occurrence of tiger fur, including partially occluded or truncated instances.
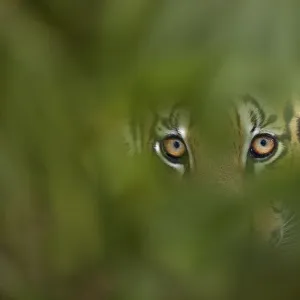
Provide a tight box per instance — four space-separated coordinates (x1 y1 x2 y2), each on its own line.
123 94 300 248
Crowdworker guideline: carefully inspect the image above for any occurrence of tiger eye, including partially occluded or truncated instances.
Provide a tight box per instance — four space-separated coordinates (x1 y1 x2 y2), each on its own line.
250 134 276 158
163 138 186 158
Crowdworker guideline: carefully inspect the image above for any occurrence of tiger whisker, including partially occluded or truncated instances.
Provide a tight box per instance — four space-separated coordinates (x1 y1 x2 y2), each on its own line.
283 226 295 234
282 213 296 228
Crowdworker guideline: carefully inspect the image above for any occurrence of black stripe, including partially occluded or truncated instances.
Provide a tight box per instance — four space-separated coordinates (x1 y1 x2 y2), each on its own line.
297 117 300 142
243 94 266 126
282 101 294 141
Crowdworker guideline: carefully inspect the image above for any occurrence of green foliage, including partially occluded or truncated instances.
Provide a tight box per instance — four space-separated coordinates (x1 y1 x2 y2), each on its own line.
1 1 300 299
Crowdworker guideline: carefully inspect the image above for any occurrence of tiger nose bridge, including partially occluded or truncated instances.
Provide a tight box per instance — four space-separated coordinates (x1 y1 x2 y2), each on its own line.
216 156 244 194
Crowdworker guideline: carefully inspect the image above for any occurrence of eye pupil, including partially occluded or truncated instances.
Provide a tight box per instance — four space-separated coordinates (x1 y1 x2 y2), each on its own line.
260 139 267 146
173 141 180 149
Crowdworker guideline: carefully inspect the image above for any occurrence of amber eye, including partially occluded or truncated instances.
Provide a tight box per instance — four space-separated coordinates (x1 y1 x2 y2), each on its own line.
250 134 277 159
162 137 187 159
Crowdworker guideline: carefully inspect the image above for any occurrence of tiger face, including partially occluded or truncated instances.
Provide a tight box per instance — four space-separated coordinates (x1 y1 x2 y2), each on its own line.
124 94 297 247
152 97 291 175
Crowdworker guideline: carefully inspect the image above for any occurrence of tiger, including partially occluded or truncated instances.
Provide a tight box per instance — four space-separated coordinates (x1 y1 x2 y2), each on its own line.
123 93 300 249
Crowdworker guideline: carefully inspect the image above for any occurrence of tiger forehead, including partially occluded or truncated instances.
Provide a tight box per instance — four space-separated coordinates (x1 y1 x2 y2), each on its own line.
235 95 293 135
155 107 191 138
154 96 291 137
236 94 291 127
